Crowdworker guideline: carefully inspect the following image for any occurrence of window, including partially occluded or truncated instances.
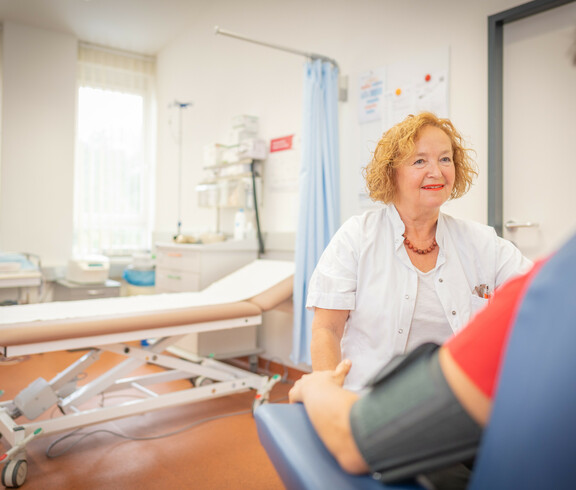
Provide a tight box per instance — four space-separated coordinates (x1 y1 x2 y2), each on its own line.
74 44 156 256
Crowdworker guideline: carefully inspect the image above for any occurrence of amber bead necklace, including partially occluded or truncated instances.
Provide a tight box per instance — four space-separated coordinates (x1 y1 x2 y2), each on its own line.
402 233 438 255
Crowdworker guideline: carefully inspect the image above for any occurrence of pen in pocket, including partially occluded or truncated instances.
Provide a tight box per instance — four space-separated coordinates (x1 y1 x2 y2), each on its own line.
473 284 491 299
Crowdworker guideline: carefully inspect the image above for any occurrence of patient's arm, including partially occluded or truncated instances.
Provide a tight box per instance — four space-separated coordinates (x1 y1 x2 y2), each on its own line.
439 347 492 425
290 263 543 479
289 359 368 473
310 308 349 371
438 260 546 426
289 346 489 477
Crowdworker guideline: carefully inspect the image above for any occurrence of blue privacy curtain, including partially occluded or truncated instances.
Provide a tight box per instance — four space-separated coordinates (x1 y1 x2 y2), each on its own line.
291 59 340 365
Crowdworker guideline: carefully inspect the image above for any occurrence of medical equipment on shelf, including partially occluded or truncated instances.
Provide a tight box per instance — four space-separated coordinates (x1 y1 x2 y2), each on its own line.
66 255 110 284
0 253 43 305
0 259 294 488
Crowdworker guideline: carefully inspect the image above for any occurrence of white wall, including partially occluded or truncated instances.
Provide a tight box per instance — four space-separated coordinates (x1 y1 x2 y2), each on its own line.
155 0 526 243
154 0 526 368
0 0 537 368
0 22 77 268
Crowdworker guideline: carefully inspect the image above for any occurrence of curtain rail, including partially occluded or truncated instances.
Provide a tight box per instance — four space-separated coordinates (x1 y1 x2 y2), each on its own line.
214 26 339 69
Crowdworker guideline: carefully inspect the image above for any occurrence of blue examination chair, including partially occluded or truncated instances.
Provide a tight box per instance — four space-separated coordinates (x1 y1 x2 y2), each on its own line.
255 232 576 489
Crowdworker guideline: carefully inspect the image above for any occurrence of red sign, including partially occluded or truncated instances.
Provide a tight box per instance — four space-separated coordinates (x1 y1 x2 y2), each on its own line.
270 135 294 153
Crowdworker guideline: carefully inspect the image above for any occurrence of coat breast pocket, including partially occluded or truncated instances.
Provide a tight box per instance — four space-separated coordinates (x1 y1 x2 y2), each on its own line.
470 294 490 317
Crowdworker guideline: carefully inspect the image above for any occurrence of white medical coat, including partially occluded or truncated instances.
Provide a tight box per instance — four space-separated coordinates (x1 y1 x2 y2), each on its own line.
306 204 533 391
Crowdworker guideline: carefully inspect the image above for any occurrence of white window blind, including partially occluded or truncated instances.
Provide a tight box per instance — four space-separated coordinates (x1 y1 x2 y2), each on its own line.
74 44 156 256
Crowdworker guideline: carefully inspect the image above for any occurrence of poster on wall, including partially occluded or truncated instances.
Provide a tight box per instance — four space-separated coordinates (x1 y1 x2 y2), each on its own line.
358 68 387 124
355 47 450 208
381 69 449 131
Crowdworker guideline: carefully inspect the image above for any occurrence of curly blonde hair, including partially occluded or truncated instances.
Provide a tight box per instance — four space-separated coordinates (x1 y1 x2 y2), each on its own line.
363 112 477 203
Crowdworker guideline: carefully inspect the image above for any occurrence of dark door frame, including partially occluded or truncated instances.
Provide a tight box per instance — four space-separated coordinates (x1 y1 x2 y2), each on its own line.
488 0 576 235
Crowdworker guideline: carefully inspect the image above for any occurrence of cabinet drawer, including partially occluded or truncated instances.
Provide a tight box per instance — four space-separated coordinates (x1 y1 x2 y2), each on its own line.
155 269 200 292
156 249 200 272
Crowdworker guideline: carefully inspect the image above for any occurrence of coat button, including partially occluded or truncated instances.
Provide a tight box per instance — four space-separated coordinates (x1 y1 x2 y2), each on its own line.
438 278 443 283
452 310 456 315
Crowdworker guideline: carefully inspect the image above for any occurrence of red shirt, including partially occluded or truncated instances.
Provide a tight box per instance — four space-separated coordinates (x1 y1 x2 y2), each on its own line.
445 260 545 398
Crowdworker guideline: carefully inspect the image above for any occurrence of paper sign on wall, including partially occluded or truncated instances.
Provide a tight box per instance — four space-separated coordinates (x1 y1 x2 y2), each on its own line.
358 69 386 124
270 135 294 152
266 134 299 192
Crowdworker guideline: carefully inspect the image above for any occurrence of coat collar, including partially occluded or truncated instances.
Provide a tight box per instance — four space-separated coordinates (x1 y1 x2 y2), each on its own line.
389 203 447 267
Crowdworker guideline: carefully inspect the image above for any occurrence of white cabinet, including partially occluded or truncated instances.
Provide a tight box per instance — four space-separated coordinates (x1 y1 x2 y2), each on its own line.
155 240 259 359
155 240 258 292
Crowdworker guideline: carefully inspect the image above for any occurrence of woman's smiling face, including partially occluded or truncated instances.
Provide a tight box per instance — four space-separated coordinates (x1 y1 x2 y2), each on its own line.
394 125 455 213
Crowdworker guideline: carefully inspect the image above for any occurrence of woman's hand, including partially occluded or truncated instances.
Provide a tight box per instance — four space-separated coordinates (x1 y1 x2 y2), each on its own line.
287 359 367 473
289 359 352 403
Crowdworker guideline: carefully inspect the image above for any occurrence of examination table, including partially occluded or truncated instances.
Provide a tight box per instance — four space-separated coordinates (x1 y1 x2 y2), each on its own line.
255 234 576 490
0 259 294 488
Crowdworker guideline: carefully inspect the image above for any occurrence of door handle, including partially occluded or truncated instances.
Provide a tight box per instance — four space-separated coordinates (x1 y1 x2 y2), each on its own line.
504 220 539 230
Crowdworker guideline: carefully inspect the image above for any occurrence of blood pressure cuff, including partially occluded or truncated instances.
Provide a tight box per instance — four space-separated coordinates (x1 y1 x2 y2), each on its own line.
349 343 482 483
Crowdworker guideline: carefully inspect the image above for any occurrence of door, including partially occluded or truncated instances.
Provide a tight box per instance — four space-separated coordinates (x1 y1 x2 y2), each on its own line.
502 2 576 259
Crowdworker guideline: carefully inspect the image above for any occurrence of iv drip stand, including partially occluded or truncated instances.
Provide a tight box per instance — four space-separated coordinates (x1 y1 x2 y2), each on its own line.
173 101 192 239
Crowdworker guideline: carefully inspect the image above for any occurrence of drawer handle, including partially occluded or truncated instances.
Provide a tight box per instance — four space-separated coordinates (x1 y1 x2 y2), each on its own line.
87 290 102 295
166 274 182 280
167 253 183 258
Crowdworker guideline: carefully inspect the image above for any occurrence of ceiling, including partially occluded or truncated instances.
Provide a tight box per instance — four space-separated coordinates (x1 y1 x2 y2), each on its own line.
0 0 203 55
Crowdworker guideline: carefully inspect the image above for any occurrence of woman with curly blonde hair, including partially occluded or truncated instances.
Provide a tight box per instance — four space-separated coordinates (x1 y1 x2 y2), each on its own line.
364 112 477 204
307 112 531 391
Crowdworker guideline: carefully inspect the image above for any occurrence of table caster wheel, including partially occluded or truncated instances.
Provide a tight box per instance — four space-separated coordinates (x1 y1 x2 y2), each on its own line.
1 459 28 488
192 376 214 387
